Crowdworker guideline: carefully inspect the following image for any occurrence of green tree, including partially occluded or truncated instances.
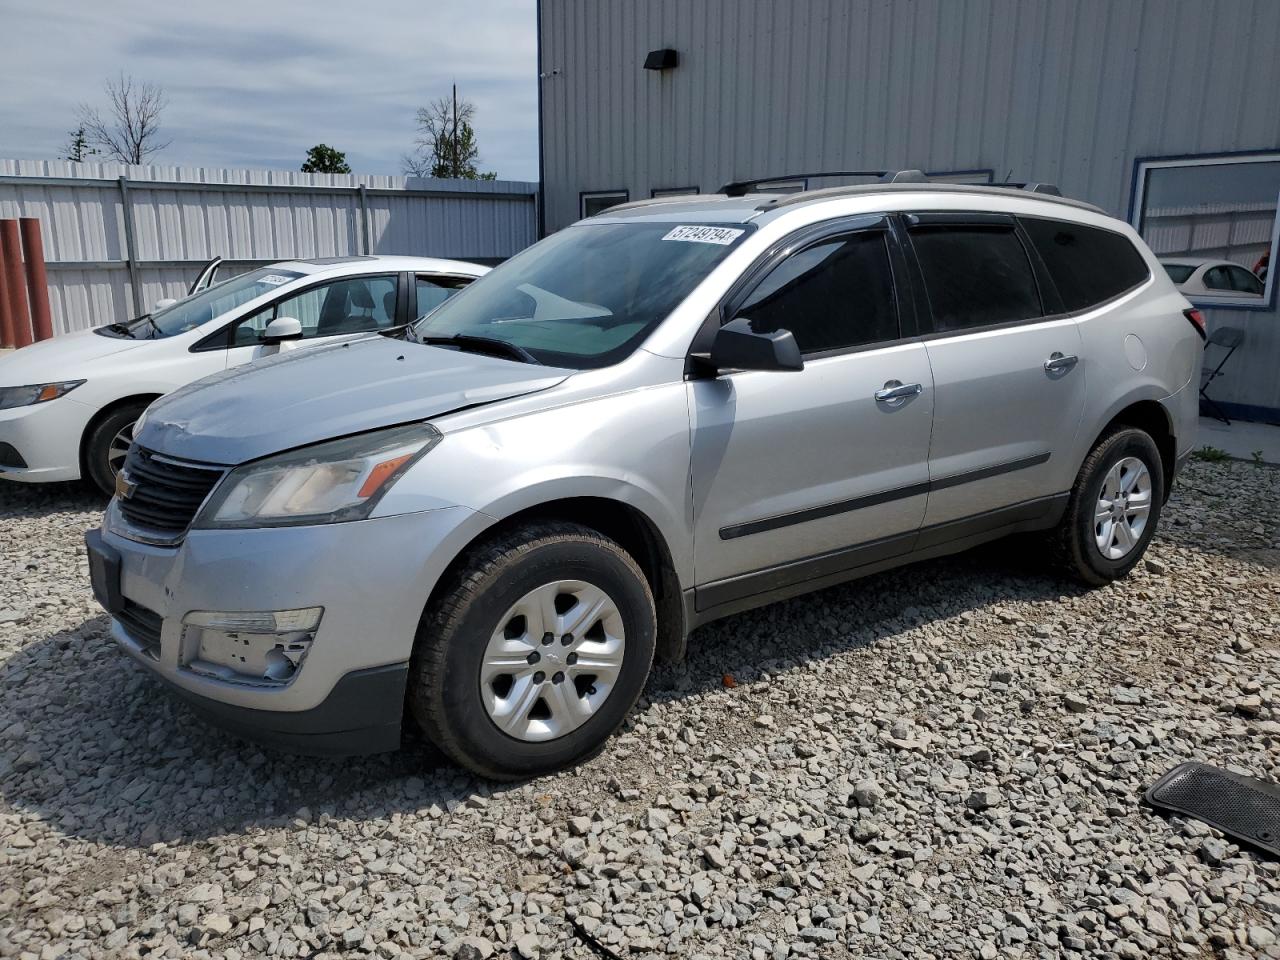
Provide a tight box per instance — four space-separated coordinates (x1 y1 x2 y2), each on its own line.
402 85 496 180
301 144 351 174
63 126 97 162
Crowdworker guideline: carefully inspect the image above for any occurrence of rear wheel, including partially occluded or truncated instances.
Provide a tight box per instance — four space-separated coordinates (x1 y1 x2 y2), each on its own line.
1050 427 1165 585
84 401 149 496
409 522 656 780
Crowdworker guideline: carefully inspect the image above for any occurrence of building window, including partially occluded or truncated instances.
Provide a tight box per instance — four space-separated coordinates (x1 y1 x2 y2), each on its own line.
580 190 629 218
925 169 995 184
651 186 699 198
1131 152 1280 310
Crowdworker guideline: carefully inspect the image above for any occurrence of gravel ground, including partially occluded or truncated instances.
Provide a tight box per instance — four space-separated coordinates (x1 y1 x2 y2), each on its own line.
1 459 1279 960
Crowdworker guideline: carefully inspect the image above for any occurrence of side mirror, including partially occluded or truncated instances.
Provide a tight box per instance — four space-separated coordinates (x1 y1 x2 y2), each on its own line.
261 316 303 345
708 317 803 372
153 298 178 312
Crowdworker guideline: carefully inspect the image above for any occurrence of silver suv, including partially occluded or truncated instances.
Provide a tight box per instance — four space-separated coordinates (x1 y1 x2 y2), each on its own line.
87 173 1204 779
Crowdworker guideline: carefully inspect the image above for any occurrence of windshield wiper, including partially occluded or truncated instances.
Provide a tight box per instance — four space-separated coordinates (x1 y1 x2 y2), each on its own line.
103 322 135 338
418 334 542 365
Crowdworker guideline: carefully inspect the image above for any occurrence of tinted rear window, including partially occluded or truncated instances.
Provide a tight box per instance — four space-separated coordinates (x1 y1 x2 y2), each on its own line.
909 225 1042 332
1021 218 1150 312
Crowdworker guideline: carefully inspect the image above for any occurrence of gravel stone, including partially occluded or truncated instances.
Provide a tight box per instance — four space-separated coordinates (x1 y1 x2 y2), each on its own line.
2 461 1279 959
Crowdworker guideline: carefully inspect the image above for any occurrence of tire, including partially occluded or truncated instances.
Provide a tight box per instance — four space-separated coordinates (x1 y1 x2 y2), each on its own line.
1050 426 1165 586
84 401 149 496
409 521 656 780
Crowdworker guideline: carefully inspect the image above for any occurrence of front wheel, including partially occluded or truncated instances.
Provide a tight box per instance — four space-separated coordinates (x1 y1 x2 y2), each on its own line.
1050 427 1165 585
409 522 656 780
84 401 149 496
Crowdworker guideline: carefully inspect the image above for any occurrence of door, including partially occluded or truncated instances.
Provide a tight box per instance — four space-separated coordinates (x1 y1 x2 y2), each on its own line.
187 256 223 296
904 215 1086 532
220 273 402 367
690 222 935 608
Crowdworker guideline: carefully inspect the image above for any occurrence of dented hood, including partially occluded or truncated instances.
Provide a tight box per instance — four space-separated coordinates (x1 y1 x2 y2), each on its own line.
136 335 570 465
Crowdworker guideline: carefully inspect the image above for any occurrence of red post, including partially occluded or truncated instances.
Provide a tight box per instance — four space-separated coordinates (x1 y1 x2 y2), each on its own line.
0 220 33 348
19 218 54 341
0 231 12 348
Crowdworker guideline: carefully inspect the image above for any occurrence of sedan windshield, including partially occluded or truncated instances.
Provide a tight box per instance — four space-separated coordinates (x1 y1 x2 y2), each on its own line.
412 221 751 368
115 268 305 339
1162 263 1195 284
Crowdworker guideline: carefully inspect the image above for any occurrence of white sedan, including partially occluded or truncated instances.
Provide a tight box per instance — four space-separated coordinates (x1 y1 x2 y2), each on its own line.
1160 257 1266 301
0 255 487 493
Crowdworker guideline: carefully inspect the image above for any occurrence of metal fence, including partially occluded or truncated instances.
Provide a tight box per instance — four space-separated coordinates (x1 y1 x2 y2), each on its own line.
0 159 538 335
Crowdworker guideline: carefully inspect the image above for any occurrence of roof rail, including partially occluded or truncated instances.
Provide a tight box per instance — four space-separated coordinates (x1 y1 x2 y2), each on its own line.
720 169 1065 199
757 180 1102 215
720 170 906 197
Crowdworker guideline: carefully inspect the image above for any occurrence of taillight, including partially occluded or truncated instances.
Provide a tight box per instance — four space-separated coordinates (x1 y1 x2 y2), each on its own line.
1183 307 1206 339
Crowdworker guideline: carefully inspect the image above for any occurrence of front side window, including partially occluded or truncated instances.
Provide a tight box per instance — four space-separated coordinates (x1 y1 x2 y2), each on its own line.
1228 265 1265 295
733 231 898 354
1020 217 1150 312
1132 153 1279 308
413 221 751 368
117 268 305 339
910 225 1042 332
225 275 398 347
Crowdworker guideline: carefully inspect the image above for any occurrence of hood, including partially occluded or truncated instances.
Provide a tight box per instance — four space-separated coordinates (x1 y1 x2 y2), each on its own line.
137 335 571 464
0 328 147 385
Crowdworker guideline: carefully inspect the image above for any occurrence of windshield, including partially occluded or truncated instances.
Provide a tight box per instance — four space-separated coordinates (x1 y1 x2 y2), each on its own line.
411 221 752 368
1162 263 1195 284
114 268 305 339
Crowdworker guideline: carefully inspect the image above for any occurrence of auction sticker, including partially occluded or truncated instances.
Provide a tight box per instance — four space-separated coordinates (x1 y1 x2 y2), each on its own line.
256 274 295 286
662 225 744 245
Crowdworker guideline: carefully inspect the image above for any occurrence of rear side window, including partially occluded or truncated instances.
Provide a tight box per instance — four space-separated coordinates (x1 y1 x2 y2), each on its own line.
909 225 1042 332
1021 218 1150 311
734 231 898 353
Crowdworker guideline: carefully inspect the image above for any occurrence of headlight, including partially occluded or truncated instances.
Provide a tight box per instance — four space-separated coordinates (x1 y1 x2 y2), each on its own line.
194 423 442 528
0 381 86 410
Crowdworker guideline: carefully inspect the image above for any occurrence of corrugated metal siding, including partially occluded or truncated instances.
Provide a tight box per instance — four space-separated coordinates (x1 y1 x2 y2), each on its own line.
541 0 1280 415
0 159 537 334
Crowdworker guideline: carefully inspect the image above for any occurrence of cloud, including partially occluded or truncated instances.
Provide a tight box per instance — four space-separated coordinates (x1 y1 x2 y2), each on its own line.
0 0 538 180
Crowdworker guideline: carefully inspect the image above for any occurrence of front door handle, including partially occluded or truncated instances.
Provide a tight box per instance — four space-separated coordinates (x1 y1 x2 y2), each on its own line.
874 380 923 404
1044 352 1079 374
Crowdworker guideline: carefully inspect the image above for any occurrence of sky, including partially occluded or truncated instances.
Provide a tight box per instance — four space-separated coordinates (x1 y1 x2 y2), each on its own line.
0 0 539 181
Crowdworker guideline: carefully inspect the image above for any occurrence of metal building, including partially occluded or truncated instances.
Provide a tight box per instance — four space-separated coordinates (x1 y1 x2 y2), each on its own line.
537 0 1280 422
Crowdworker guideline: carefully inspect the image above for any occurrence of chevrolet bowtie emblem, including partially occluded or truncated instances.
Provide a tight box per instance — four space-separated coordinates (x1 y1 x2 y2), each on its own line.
114 470 138 500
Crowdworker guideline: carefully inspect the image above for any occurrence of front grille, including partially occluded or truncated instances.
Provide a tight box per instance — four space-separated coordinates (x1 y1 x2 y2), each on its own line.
117 600 163 660
116 446 225 538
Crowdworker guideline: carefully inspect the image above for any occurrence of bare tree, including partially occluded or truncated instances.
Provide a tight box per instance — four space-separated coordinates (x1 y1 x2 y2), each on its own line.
77 74 171 165
402 85 495 180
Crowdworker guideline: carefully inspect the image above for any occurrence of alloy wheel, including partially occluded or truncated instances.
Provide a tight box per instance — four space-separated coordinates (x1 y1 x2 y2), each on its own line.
1094 456 1152 560
107 421 135 477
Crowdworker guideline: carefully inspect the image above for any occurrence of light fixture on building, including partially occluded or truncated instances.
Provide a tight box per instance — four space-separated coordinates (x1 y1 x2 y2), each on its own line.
644 49 678 71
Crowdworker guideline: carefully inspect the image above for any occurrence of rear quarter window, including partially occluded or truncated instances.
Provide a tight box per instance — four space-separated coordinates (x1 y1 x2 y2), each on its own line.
1020 218 1150 312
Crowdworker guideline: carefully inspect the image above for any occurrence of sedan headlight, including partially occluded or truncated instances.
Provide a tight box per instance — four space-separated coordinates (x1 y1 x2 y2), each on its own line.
195 423 442 528
0 380 86 410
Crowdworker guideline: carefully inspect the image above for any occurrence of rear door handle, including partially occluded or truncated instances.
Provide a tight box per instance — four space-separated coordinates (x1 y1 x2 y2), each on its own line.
1044 352 1079 374
874 380 923 404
